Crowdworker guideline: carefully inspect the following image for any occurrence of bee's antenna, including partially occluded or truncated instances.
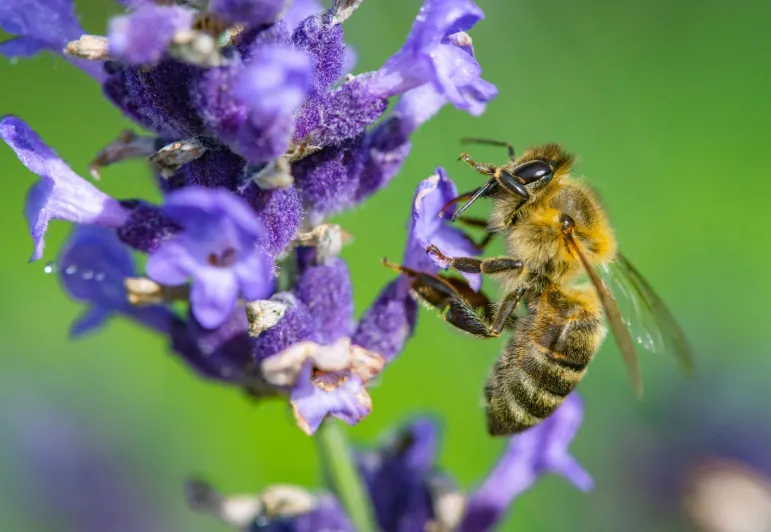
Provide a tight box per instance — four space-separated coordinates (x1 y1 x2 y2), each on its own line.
460 138 516 161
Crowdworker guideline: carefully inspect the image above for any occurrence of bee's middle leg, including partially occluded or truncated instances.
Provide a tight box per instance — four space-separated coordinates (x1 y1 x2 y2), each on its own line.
426 245 523 276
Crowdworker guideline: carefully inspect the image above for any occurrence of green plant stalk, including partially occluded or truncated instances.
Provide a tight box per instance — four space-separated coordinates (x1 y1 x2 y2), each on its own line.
316 420 378 531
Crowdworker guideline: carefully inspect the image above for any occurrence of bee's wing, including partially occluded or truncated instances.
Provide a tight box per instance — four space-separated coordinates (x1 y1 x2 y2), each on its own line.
599 253 695 376
564 234 644 398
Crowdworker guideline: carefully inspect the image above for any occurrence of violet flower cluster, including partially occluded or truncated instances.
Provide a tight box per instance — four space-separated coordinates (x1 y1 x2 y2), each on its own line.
189 394 593 532
1 0 593 529
1 0 496 433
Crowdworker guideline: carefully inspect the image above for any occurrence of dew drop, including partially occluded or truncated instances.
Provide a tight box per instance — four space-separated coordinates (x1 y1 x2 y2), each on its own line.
64 265 77 275
95 272 106 282
43 262 57 274
82 270 94 281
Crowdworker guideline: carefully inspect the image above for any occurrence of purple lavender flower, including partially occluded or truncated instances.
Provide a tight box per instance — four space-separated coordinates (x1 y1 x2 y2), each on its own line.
1 0 497 435
108 4 196 65
57 225 174 338
0 0 105 80
191 395 592 531
232 44 314 163
405 166 481 289
146 186 275 329
0 116 131 261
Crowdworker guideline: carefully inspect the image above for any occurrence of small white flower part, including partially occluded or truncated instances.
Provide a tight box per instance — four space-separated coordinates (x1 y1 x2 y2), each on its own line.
63 34 111 60
150 137 209 178
245 298 288 338
425 473 467 532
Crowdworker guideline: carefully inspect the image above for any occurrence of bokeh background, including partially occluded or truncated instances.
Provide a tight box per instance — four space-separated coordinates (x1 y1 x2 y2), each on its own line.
2 1 770 531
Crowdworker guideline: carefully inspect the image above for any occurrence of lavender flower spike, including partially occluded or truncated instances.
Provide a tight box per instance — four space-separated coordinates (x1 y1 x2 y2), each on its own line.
370 0 496 111
461 394 594 532
0 116 131 261
407 167 481 290
108 4 196 65
146 186 274 329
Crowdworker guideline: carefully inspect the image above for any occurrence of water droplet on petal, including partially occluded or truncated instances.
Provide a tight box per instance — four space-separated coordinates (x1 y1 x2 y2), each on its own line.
95 272 106 282
82 270 94 281
64 265 77 275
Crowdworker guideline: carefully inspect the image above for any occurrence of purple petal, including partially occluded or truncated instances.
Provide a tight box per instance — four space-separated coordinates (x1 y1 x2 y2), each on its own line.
352 277 417 362
145 240 196 285
108 4 194 65
162 186 265 240
293 258 354 344
0 116 130 261
189 267 240 329
291 365 370 434
461 394 593 532
234 249 275 301
0 0 105 80
145 186 274 328
232 45 314 163
393 83 448 131
357 418 438 531
366 0 495 116
70 306 112 338
59 225 174 337
209 0 285 26
403 0 483 56
405 167 480 287
185 308 257 382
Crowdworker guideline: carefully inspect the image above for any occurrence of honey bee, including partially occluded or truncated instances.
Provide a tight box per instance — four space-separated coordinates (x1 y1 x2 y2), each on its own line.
384 139 694 435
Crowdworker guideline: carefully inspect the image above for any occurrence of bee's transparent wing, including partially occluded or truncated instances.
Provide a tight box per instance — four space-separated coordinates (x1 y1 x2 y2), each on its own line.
599 253 695 375
564 234 643 397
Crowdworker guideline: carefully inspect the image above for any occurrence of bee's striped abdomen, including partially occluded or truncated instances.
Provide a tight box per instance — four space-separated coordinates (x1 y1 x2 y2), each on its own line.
484 285 605 435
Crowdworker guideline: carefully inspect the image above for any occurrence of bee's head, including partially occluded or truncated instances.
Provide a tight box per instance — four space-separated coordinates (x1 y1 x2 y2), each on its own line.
500 144 575 200
449 143 574 221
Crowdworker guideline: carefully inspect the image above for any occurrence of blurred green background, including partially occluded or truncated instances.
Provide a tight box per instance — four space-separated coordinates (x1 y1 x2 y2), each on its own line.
2 1 770 531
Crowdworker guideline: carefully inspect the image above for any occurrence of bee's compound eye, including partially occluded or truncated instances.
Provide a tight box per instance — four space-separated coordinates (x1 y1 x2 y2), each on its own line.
516 161 553 184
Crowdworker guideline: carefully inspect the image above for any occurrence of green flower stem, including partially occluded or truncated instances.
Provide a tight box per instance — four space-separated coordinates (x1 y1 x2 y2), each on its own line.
316 420 378 531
